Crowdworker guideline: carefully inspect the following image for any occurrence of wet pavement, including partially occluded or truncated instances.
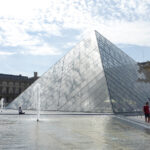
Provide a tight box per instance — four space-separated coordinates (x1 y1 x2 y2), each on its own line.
127 115 149 124
0 111 150 150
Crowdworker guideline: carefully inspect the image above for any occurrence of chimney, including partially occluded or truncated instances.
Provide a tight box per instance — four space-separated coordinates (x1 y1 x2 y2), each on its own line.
34 72 38 78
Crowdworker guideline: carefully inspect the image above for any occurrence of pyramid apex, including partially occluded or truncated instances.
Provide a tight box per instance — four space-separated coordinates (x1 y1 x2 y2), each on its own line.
94 30 98 33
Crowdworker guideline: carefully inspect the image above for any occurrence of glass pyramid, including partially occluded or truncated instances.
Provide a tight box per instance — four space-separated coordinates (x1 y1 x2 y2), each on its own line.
8 31 150 113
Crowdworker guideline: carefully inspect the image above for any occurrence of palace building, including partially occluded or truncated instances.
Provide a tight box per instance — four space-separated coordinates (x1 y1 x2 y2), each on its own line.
0 72 38 105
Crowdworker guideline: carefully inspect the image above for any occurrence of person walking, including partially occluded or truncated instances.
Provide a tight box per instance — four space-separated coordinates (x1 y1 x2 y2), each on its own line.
143 102 150 123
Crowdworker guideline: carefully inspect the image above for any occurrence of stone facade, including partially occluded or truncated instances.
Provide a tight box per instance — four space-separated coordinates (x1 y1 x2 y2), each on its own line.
0 72 38 105
138 61 150 82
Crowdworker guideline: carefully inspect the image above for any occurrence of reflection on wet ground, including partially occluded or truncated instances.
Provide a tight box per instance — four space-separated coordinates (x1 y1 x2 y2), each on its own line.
0 114 150 150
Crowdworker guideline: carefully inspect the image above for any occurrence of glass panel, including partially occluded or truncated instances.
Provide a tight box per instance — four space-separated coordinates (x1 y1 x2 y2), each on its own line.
96 31 150 113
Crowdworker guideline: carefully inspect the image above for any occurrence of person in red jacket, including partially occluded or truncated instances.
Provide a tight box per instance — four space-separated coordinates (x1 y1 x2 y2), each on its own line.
143 102 150 123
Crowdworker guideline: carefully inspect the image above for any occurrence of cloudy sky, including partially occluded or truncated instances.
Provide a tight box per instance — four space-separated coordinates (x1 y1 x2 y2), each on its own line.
0 0 150 77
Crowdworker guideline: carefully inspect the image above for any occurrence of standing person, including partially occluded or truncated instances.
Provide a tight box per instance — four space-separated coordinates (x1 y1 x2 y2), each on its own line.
143 102 150 123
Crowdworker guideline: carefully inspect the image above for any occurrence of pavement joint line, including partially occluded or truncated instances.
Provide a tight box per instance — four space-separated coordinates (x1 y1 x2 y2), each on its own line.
115 115 150 129
0 113 114 116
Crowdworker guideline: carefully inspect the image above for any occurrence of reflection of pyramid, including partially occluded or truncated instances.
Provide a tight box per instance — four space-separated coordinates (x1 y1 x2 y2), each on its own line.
8 31 150 113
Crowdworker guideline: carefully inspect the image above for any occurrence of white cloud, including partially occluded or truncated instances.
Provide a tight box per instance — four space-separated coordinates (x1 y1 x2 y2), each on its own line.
0 0 150 56
63 42 77 49
90 20 150 47
20 43 61 56
0 51 15 55
0 0 50 18
108 21 150 46
0 0 62 55
60 0 150 46
0 19 61 47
